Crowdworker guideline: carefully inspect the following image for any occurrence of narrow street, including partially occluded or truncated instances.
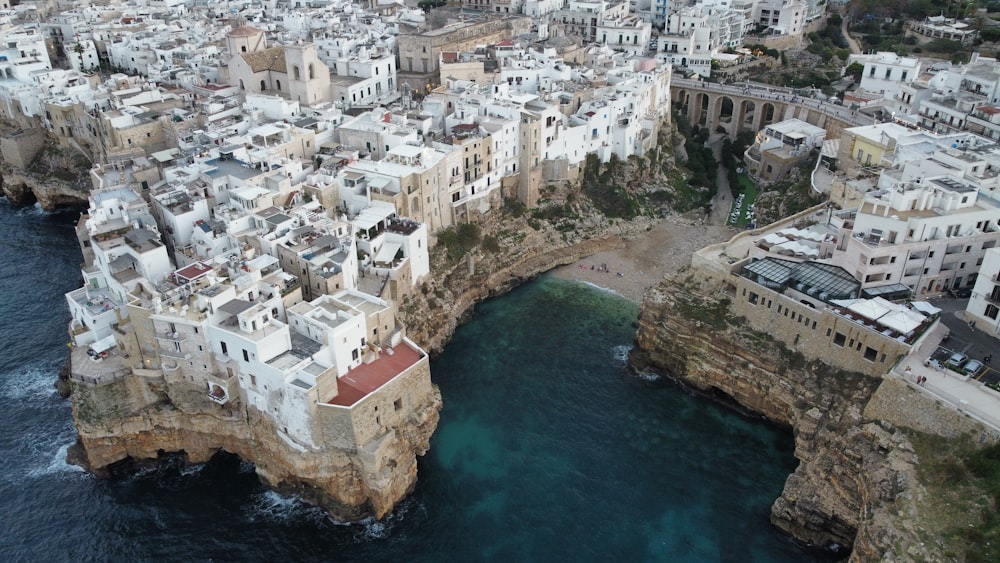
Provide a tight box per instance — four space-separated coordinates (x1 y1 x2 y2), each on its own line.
706 133 734 226
841 12 863 55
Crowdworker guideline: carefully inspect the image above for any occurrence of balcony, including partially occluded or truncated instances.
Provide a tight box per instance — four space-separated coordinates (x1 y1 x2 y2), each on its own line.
158 347 192 360
156 330 187 342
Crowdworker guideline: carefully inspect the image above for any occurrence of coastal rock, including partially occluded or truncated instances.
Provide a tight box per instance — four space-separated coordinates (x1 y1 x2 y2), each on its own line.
629 276 936 561
69 357 442 521
0 167 89 210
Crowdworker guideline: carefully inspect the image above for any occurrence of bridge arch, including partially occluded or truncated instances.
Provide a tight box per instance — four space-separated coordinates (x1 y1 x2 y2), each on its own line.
709 95 735 134
737 99 756 131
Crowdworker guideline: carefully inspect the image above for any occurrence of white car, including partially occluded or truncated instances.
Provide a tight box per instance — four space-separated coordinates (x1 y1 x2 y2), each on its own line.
946 352 969 369
964 359 985 377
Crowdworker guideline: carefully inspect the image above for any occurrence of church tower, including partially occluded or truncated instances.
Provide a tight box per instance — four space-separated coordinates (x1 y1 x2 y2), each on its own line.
285 43 332 106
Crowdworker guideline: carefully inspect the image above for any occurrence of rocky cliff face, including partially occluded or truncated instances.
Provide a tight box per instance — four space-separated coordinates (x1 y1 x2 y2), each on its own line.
1 167 90 210
68 371 442 521
629 274 958 562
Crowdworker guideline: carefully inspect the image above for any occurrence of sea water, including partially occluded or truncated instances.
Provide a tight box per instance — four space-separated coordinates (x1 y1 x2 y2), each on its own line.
0 200 826 561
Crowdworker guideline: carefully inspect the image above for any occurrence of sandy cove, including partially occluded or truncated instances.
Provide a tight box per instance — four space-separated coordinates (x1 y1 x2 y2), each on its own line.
550 218 735 304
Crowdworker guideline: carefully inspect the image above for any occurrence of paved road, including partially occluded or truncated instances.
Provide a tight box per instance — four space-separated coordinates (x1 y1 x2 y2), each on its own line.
893 296 1000 433
706 133 733 226
841 13 863 55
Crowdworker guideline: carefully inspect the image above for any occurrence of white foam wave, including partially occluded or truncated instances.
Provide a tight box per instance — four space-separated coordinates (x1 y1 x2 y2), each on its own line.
635 371 663 382
0 363 61 400
246 489 325 524
179 463 206 477
578 280 622 296
612 344 632 365
26 442 86 478
351 517 391 541
314 496 418 543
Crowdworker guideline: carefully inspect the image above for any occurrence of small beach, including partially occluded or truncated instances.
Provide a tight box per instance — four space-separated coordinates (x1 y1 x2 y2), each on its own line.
550 218 734 303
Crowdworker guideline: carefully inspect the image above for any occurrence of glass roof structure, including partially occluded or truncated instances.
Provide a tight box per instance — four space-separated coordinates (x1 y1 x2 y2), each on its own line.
742 258 861 302
861 283 912 300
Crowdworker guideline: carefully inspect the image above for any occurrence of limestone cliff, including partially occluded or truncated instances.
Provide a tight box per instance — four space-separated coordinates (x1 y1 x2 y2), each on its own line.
68 356 442 521
1 164 90 210
629 273 989 561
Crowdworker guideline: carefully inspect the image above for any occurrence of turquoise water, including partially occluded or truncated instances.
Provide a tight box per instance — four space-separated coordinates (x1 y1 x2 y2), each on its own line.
419 276 821 562
0 200 824 560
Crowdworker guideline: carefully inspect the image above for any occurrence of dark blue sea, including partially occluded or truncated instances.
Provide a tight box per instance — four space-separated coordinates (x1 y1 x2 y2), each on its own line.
0 199 827 561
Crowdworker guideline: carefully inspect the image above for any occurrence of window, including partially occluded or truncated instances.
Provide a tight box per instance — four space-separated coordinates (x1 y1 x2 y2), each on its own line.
834 332 846 346
221 342 228 354
987 304 999 320
394 399 402 411
293 65 300 80
748 292 758 304
243 349 249 362
864 346 878 362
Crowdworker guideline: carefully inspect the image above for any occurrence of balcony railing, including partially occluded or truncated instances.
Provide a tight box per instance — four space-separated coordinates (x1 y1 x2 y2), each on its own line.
158 347 192 360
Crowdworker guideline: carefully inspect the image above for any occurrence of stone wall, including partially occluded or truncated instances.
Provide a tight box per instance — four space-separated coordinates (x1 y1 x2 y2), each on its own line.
728 275 910 376
865 377 998 441
0 128 46 168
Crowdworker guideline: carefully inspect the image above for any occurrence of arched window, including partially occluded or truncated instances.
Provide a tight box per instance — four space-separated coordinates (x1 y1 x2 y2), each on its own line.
276 80 281 91
293 66 300 80
260 79 266 91
308 64 314 79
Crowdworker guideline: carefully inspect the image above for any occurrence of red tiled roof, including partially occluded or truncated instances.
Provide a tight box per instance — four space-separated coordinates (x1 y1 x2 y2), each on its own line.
978 105 1000 115
441 51 459 63
229 25 263 37
174 261 213 282
326 343 423 407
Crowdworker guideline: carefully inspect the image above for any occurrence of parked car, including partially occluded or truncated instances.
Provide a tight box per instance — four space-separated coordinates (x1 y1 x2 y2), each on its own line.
946 352 969 369
964 359 985 377
947 287 973 299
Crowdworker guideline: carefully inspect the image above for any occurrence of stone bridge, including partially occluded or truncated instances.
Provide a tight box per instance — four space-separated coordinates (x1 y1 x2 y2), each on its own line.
670 78 875 140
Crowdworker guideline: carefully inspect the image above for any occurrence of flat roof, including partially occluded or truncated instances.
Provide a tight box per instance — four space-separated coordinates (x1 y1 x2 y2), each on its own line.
389 144 423 158
218 298 254 316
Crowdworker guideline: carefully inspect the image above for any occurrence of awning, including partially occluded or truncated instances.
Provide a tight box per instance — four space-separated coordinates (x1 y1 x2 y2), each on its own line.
877 309 925 334
374 242 401 264
910 301 941 315
848 299 892 321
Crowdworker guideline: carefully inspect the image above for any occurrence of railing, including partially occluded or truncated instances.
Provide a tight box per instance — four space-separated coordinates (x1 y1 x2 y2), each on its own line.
69 367 130 386
158 348 192 360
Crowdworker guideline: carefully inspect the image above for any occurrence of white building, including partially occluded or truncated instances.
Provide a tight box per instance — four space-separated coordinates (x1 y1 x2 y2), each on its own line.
848 52 921 98
966 247 1000 336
